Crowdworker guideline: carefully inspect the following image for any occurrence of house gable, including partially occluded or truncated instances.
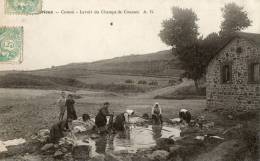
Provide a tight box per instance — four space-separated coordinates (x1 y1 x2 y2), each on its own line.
206 35 260 110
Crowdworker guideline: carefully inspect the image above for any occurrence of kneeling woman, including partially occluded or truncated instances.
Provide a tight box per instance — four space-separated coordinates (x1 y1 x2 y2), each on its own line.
95 102 111 134
49 118 72 143
179 109 191 123
113 110 135 131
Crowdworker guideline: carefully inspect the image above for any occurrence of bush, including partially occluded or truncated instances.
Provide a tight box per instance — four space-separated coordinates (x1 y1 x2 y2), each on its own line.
149 80 158 86
242 125 258 155
173 85 205 96
138 80 147 84
142 113 149 119
168 79 177 85
85 83 146 93
198 87 206 95
125 79 134 84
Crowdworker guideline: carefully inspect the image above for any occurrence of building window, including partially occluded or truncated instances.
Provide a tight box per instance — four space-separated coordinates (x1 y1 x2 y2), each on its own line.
236 47 242 53
248 63 260 83
256 87 260 96
221 63 232 83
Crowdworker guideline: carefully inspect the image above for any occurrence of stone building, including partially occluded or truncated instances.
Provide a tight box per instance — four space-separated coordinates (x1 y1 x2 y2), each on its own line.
206 32 260 110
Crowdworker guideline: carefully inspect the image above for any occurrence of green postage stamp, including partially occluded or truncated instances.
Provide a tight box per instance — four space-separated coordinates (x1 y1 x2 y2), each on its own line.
5 0 42 14
0 27 23 63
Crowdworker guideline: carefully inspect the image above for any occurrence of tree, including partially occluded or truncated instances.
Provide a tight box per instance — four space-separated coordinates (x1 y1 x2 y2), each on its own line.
200 32 222 66
159 7 202 92
159 7 199 48
182 33 224 92
177 39 204 92
159 4 251 94
220 2 252 38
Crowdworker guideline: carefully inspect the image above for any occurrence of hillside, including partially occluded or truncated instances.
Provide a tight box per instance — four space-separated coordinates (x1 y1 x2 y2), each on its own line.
0 50 184 92
26 50 183 78
0 73 86 90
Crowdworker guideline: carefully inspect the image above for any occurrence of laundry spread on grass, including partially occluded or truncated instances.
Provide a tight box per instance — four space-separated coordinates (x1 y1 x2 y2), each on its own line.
0 138 26 152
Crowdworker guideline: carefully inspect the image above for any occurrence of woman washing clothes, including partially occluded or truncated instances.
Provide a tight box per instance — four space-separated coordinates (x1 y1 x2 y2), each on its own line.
113 109 135 132
151 102 163 125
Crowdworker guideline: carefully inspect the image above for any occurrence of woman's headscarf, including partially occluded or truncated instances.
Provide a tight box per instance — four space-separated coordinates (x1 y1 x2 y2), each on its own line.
152 102 162 115
126 109 134 115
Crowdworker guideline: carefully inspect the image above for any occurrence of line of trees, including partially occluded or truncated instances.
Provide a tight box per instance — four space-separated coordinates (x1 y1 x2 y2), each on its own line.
159 3 252 92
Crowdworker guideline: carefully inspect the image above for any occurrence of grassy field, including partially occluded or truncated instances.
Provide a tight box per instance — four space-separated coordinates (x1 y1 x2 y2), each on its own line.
155 84 206 99
0 73 181 94
0 88 205 141
0 88 257 161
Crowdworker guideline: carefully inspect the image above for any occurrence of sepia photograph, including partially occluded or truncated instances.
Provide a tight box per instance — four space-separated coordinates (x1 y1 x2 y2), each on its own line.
0 0 259 160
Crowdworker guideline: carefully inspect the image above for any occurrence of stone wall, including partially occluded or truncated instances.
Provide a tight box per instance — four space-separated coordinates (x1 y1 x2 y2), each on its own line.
206 38 260 110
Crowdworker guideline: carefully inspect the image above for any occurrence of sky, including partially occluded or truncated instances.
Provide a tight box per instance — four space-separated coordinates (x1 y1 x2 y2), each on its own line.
0 0 259 71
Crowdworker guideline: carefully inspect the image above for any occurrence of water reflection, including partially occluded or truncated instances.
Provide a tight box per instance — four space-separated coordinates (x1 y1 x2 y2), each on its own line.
82 125 180 155
152 125 162 139
95 135 107 154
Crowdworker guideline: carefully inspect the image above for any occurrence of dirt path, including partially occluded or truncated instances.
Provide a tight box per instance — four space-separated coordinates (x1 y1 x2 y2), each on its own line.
137 79 194 99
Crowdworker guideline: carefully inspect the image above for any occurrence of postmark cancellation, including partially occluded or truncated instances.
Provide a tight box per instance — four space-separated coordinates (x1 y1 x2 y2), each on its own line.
5 0 42 15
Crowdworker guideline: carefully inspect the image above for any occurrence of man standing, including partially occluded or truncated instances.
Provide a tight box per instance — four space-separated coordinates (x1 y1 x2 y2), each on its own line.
57 91 66 120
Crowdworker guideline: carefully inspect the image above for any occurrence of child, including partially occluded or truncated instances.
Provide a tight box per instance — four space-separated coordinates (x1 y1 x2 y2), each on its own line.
57 91 66 120
179 109 191 123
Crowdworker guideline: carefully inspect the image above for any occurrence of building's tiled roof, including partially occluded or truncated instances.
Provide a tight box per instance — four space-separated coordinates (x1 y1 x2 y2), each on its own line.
236 32 260 47
207 32 260 68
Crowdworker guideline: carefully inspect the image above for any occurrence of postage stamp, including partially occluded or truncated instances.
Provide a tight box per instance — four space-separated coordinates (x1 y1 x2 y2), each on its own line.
5 0 42 14
0 27 23 63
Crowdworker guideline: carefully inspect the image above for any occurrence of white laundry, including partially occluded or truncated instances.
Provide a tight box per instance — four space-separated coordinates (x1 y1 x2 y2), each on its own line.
0 138 26 152
171 118 181 122
209 136 224 140
72 117 95 133
3 138 26 146
195 136 205 140
73 126 87 133
0 141 8 152
180 109 188 112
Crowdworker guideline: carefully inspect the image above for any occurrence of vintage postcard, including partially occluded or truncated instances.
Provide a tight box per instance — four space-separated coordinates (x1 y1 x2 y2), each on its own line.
0 0 259 161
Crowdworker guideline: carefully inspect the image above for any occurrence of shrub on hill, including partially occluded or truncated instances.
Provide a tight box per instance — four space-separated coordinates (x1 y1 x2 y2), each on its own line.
125 79 134 84
149 80 158 86
138 80 147 85
85 83 147 93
